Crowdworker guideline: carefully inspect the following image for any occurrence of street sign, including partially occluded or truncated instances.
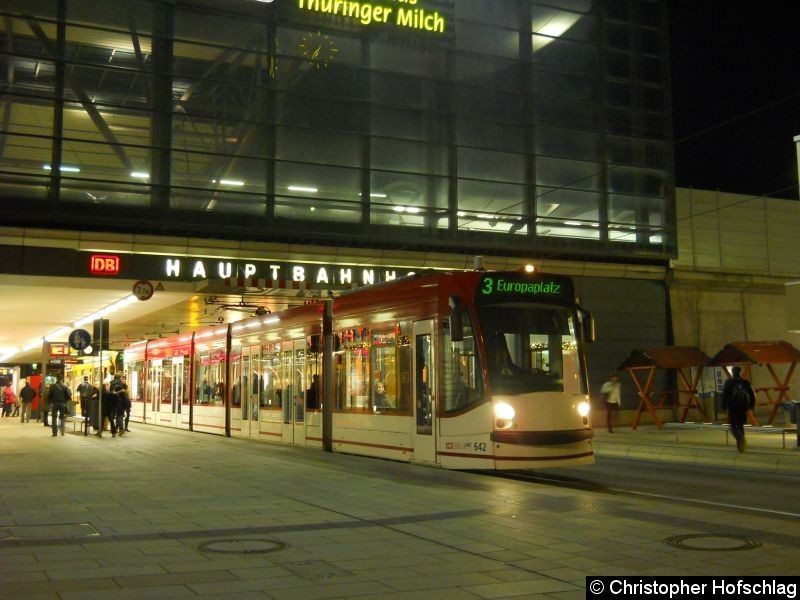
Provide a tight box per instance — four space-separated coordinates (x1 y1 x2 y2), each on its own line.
68 329 91 352
133 279 155 301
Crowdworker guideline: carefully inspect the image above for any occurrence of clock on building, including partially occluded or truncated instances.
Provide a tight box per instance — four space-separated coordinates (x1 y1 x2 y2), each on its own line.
298 31 338 70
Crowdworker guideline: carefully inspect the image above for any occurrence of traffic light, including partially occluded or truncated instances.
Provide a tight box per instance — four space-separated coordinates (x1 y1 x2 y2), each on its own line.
92 318 110 352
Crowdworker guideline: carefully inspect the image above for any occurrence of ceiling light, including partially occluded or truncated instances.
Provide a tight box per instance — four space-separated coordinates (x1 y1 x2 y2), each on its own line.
23 340 44 352
217 179 245 186
43 164 81 173
131 171 150 178
45 327 70 342
288 185 319 193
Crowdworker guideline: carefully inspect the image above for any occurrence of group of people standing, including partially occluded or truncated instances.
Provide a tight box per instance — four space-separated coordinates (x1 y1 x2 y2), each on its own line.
74 373 131 437
36 372 131 438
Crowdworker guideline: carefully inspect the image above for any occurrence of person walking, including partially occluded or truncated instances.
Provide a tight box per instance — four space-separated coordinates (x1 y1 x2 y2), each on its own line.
47 377 71 437
38 381 50 426
2 381 17 417
19 380 36 423
601 373 622 433
721 365 756 453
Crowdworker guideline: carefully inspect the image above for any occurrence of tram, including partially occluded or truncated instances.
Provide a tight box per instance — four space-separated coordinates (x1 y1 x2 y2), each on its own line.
124 269 596 469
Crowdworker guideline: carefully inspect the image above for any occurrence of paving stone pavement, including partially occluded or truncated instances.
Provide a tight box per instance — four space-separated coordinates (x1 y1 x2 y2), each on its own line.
1 417 798 599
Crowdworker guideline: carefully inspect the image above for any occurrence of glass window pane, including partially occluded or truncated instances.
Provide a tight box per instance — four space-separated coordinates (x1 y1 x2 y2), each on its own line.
277 127 361 169
535 127 600 161
458 148 525 184
536 157 602 191
371 139 448 176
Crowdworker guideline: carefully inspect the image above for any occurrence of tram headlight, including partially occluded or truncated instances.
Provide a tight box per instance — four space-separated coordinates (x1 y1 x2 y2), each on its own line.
577 401 590 417
494 402 515 421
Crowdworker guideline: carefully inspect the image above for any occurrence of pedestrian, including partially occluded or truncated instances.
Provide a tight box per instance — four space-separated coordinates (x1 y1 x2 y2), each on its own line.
721 365 756 453
47 376 71 437
19 379 36 423
102 382 123 437
38 381 50 426
601 373 622 433
117 376 131 432
76 376 96 419
2 381 17 417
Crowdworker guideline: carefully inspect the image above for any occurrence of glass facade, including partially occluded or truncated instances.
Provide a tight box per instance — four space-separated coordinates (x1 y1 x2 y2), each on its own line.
0 0 674 259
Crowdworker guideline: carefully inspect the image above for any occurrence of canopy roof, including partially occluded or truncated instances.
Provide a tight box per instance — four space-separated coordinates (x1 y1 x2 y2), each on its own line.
708 341 800 366
618 346 710 370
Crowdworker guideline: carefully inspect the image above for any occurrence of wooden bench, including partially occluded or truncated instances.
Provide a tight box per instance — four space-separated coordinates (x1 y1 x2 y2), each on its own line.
664 421 798 449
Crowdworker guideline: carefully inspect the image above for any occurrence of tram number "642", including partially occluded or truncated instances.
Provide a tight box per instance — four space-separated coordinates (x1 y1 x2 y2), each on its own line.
472 442 487 452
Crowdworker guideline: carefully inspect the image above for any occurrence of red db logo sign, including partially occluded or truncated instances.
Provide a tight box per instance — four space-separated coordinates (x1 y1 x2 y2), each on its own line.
90 254 120 276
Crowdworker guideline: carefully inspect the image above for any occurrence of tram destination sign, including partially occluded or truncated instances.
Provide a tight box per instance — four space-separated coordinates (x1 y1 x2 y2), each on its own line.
475 272 574 306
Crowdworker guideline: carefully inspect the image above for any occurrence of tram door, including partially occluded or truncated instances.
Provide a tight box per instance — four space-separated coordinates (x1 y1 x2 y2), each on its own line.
413 320 437 465
156 357 186 428
147 360 162 426
238 345 261 440
281 339 306 446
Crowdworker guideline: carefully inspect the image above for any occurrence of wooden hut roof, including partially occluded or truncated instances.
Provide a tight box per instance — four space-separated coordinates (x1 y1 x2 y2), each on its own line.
708 341 800 366
618 346 710 370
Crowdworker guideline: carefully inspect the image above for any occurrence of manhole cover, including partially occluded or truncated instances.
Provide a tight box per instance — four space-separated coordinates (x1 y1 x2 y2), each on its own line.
665 534 761 552
197 539 286 554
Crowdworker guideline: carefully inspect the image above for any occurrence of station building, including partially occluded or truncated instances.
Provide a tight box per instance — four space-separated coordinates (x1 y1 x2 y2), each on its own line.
9 0 794 416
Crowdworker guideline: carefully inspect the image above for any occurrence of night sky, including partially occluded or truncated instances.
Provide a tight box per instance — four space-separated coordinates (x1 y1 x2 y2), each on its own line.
668 1 800 200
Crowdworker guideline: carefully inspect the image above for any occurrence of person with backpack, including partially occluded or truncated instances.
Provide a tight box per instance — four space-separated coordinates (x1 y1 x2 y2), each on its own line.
76 376 97 419
47 376 72 437
721 365 756 453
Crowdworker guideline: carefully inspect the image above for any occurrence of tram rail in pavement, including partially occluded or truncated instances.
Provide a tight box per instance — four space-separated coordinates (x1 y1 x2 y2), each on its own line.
1 417 798 598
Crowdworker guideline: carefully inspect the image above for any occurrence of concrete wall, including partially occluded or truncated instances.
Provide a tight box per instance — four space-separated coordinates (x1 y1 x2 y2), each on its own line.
670 188 800 415
577 277 669 412
788 282 800 333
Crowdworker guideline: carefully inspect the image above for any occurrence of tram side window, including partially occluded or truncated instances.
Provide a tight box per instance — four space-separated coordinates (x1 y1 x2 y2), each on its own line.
333 330 370 411
442 309 484 414
305 336 321 411
370 330 397 413
128 362 144 403
396 335 412 413
195 352 225 405
281 344 294 423
261 344 282 409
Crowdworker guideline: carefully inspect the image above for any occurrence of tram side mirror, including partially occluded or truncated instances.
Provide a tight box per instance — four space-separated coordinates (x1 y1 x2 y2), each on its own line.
448 295 464 342
578 305 595 344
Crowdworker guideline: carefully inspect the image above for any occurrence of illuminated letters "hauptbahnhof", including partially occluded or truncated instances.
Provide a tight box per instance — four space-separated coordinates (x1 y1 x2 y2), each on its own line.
298 0 446 33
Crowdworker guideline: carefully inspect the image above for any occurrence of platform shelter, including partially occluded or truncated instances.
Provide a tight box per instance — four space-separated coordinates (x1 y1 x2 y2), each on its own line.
618 346 711 430
708 341 800 426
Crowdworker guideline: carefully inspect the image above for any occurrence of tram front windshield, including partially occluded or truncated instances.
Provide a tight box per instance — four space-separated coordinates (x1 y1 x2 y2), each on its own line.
478 303 581 396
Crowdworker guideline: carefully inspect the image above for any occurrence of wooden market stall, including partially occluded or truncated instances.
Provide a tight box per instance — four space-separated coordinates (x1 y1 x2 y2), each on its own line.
708 341 800 426
618 346 711 430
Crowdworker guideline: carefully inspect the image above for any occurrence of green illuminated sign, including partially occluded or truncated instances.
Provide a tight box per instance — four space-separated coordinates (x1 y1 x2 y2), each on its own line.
298 0 446 33
481 277 561 297
475 273 573 306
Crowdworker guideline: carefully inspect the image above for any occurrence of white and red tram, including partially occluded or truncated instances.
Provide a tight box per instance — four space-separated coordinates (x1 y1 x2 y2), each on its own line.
125 269 595 469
